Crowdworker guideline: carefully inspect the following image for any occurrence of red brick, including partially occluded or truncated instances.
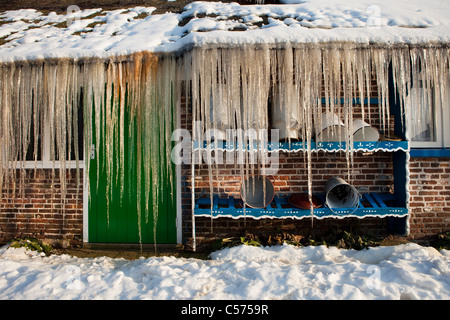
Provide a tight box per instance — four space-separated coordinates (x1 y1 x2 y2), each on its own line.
0 169 83 246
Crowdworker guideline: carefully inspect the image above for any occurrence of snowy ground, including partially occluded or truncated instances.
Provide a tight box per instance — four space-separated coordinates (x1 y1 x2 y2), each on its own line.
0 242 448 300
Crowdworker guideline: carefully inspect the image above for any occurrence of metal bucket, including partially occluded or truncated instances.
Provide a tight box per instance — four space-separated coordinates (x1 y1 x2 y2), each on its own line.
316 113 346 142
208 88 231 140
271 91 300 140
240 175 275 209
325 177 359 209
353 119 380 141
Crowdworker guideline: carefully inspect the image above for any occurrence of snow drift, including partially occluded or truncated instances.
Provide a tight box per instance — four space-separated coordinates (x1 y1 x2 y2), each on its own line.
0 243 448 300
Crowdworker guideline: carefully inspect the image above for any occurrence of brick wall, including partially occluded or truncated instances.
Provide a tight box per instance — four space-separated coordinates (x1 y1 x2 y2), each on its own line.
185 151 393 196
181 151 395 244
0 169 84 247
409 157 450 239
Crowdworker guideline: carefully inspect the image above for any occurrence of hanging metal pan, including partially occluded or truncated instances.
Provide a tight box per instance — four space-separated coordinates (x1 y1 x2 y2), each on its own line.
240 175 275 209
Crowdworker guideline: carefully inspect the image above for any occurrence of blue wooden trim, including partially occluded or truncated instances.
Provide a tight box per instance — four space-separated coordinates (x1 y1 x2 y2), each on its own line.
372 193 388 208
364 194 378 208
229 196 234 209
320 98 379 105
195 140 408 152
213 196 219 210
410 148 450 157
274 197 282 209
358 199 365 208
194 194 408 219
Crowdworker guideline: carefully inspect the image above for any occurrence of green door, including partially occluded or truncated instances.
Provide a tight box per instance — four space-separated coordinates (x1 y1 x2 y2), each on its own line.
88 95 177 244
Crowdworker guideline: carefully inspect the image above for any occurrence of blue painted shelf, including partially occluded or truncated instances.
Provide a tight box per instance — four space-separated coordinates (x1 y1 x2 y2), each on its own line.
193 140 408 152
192 140 409 221
194 193 408 220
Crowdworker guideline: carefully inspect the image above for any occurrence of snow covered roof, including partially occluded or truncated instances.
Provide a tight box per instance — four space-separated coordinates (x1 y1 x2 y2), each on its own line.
0 0 449 62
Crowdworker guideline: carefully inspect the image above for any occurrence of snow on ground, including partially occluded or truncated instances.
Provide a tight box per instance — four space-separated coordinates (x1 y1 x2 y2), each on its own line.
0 243 448 300
0 0 449 62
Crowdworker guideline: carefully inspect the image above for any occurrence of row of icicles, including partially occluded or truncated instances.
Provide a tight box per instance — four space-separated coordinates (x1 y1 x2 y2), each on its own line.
0 52 179 246
0 44 449 244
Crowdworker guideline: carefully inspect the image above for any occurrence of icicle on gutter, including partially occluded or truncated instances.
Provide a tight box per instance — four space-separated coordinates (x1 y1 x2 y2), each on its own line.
0 52 178 250
0 44 449 249
81 52 177 250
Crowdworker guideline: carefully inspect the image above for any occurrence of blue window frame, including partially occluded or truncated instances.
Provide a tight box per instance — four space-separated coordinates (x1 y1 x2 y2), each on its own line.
409 75 450 155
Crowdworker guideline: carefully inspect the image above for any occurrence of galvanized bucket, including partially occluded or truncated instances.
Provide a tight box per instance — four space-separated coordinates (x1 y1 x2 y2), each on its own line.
240 175 275 209
316 113 346 142
325 177 360 209
271 91 300 141
353 119 380 141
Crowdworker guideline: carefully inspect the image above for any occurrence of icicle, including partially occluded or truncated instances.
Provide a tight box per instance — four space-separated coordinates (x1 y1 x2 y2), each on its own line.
1 43 450 253
364 49 372 127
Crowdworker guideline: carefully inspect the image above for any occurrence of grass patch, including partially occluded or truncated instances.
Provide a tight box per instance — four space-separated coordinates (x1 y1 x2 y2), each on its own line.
211 230 400 252
85 20 107 29
429 232 450 250
134 12 150 20
0 0 194 15
9 237 53 256
82 10 107 20
0 35 11 46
